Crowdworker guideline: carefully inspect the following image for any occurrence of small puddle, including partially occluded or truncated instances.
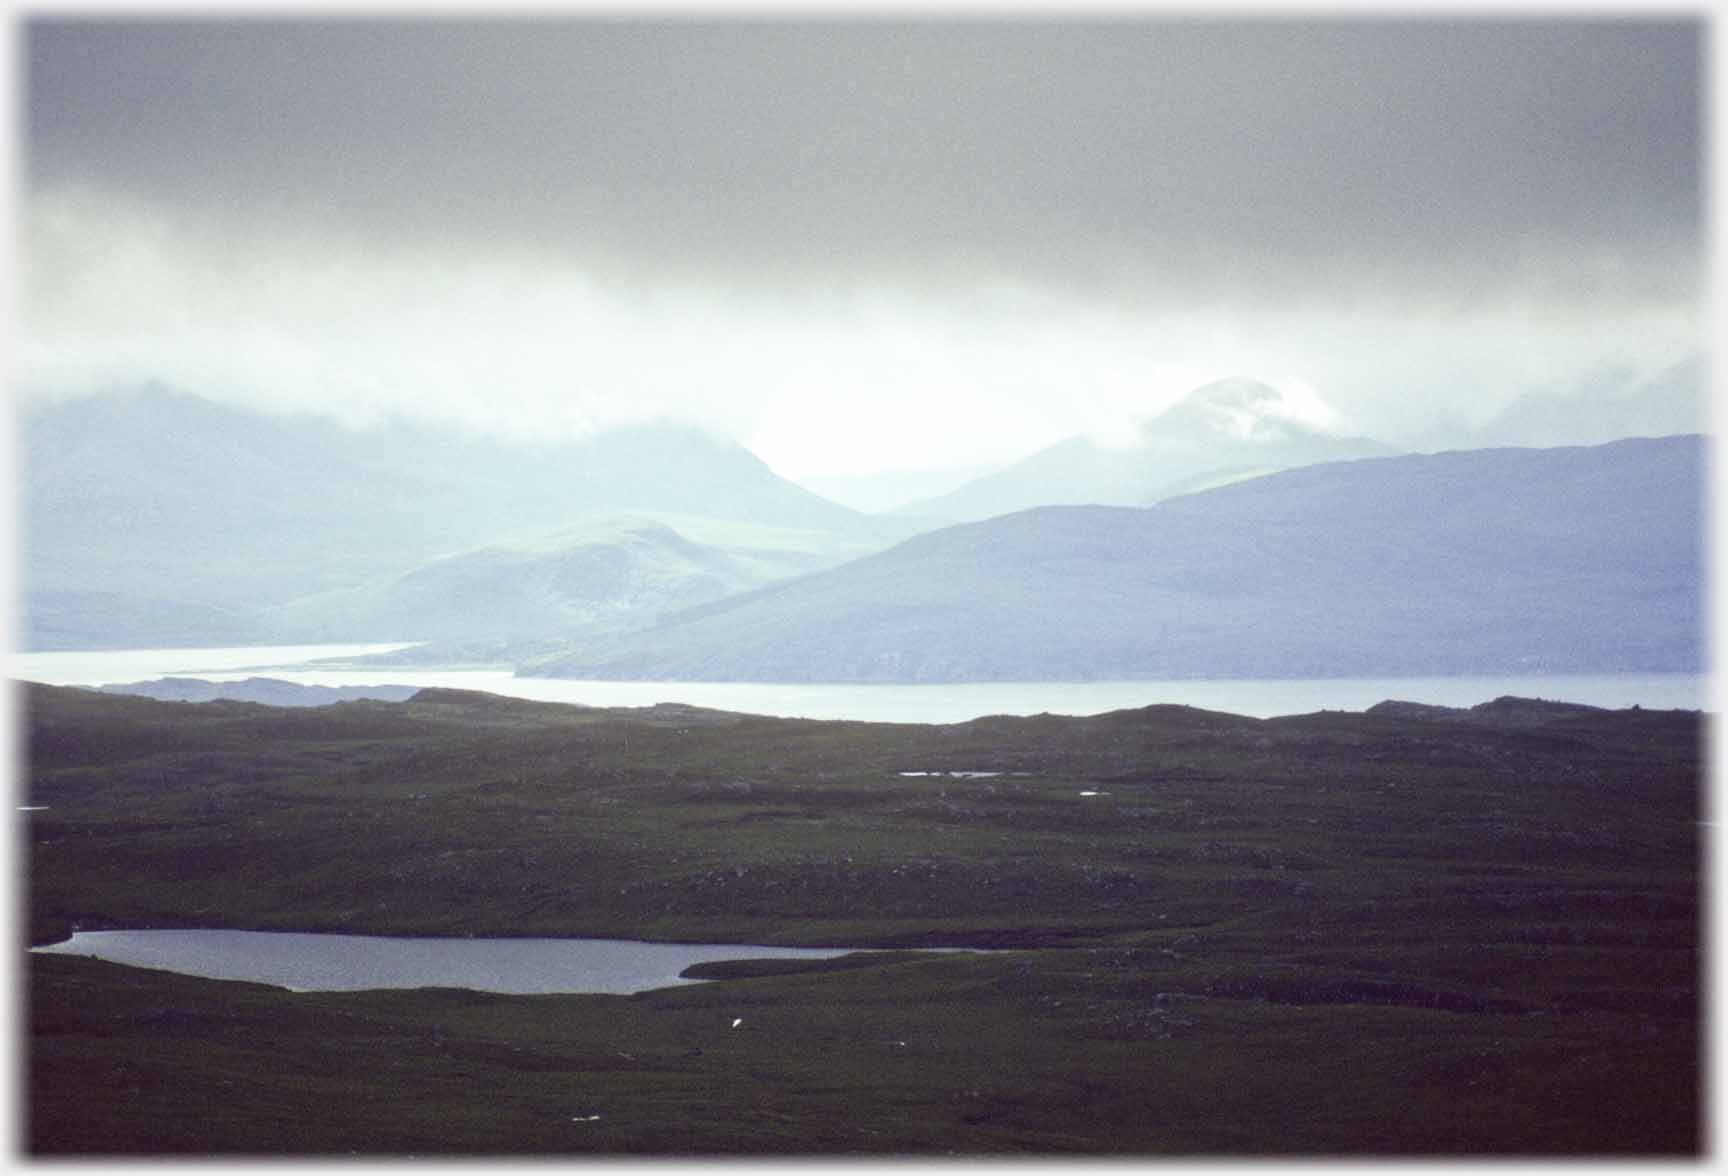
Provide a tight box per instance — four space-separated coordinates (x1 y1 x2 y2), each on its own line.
897 771 1007 778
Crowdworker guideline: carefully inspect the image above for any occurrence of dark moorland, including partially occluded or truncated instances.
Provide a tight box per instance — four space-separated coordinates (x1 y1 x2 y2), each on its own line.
23 683 1701 1156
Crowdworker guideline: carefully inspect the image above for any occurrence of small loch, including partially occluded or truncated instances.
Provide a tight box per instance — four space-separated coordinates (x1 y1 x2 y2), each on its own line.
31 929 878 995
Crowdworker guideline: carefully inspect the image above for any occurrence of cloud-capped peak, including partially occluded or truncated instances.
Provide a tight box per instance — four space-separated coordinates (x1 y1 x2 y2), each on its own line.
1148 377 1344 444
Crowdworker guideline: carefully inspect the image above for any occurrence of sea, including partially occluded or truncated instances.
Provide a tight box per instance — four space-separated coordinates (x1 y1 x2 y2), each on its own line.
6 643 1710 722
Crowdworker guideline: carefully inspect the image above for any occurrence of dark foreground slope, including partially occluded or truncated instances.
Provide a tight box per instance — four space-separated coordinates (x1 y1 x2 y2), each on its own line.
527 435 1703 682
24 684 1700 1155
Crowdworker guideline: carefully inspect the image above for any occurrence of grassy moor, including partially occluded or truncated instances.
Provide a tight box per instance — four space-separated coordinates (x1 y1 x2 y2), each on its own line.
23 684 1700 1156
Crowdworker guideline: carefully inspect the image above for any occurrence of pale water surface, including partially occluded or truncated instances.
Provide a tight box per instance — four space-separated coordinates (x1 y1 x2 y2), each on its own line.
8 643 418 685
32 929 861 994
9 644 1709 721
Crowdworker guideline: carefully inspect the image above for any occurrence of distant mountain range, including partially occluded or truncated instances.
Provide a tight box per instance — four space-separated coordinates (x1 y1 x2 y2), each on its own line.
523 435 1704 683
20 386 917 649
21 384 1706 680
896 377 1398 523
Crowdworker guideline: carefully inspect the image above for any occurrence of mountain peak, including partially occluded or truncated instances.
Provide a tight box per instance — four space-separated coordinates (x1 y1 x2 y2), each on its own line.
1150 377 1341 443
1185 377 1284 407
894 376 1394 523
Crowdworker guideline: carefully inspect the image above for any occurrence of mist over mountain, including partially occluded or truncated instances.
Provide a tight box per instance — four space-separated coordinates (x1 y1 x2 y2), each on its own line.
524 435 1703 683
795 461 1009 515
22 589 270 652
898 378 1398 523
21 386 911 650
1463 358 1705 449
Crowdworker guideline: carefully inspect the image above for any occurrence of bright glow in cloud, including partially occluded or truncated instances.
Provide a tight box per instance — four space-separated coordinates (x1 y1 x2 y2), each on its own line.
19 187 1703 481
20 19 1704 488
1257 381 1340 434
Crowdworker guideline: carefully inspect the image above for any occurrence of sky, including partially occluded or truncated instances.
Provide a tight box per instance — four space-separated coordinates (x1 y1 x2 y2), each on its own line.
19 12 1706 482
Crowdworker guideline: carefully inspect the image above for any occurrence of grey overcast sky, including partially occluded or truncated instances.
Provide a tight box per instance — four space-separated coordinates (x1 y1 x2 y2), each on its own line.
21 14 1705 478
